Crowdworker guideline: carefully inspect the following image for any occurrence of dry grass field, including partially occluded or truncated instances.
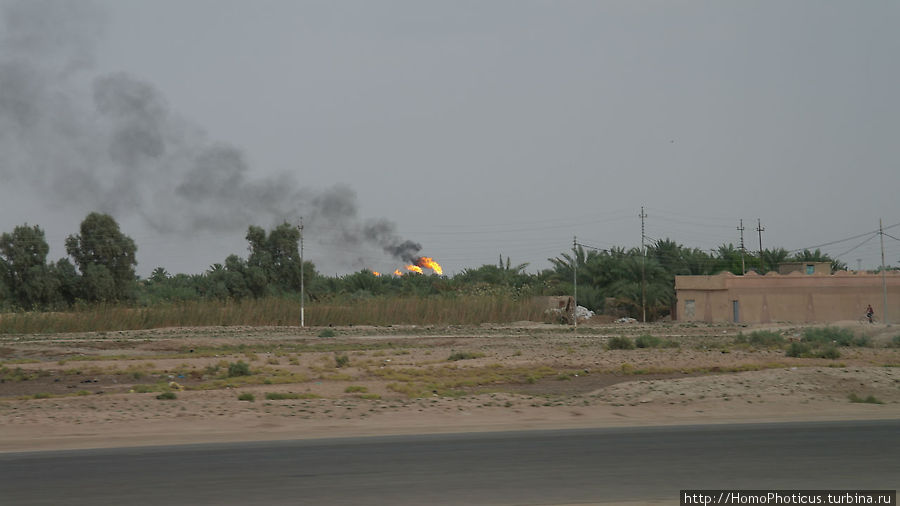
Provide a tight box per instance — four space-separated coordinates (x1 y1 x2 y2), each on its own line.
1 320 898 452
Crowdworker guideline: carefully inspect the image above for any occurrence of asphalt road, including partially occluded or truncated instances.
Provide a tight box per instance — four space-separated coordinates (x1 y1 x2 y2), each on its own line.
1 420 897 505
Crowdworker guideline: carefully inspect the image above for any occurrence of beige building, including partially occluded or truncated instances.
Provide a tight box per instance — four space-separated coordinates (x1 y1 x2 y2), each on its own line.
776 261 831 275
674 270 900 324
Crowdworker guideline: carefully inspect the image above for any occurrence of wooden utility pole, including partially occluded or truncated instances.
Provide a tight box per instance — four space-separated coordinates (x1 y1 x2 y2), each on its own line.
756 219 765 272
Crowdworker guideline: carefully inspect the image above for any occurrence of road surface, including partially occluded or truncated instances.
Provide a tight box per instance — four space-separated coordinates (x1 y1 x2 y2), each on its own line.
1 420 896 505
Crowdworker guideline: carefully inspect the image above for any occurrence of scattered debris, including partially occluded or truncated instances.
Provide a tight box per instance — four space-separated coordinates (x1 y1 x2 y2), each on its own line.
575 306 594 321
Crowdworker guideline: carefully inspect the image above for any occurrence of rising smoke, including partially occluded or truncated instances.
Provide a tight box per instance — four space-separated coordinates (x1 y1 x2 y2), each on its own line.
0 0 421 267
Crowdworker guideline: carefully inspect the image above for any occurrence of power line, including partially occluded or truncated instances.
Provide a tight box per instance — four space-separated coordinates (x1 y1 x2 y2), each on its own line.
789 222 900 253
833 233 878 259
574 241 607 252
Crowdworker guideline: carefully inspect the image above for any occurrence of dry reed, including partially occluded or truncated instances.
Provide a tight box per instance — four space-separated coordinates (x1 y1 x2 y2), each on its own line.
0 296 548 334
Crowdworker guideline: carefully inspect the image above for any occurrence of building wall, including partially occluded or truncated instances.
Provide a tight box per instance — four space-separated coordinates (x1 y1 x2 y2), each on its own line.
777 262 831 275
674 271 900 323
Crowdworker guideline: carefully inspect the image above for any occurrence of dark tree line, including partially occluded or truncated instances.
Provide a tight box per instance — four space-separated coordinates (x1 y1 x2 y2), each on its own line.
0 213 136 308
0 213 849 320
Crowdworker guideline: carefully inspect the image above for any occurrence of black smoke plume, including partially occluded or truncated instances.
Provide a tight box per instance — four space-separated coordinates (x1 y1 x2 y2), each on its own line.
0 0 421 266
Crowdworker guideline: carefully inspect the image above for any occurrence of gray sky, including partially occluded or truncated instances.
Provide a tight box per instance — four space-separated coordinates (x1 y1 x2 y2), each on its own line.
1 0 898 277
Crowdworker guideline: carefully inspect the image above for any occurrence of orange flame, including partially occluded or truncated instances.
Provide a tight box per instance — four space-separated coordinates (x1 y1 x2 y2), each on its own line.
415 257 443 275
394 269 403 276
372 271 381 277
406 265 423 274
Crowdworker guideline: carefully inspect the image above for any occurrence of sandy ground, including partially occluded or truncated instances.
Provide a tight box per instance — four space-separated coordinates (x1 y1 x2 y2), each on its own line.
1 321 898 452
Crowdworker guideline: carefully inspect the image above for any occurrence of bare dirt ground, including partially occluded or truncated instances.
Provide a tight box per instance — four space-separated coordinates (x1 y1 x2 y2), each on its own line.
1 320 898 452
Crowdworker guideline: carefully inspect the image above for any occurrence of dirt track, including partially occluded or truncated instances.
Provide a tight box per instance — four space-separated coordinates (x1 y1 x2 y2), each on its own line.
1 321 898 452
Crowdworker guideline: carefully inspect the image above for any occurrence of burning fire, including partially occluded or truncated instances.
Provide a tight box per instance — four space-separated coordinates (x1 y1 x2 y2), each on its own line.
414 257 443 275
374 257 444 277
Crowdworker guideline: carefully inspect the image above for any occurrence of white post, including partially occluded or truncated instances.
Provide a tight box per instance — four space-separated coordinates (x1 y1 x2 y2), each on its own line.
880 218 889 325
299 217 305 328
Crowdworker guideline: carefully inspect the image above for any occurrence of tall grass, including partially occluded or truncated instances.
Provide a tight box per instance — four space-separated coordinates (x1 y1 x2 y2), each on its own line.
0 295 549 334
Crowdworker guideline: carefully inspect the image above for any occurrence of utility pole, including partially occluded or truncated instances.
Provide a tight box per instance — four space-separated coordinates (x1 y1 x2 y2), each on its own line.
880 218 889 325
857 258 863 272
737 219 746 275
756 219 765 272
572 236 577 329
299 217 305 328
640 207 647 323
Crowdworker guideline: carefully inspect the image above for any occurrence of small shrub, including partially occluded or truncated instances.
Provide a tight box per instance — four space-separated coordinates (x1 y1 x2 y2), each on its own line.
32 392 52 399
892 335 900 348
607 336 635 350
448 351 486 361
785 342 811 358
635 335 662 348
334 354 350 368
801 326 856 346
737 330 785 346
156 392 177 400
848 393 883 404
238 392 255 402
265 392 320 400
850 335 871 347
228 361 251 377
345 385 367 393
817 346 841 359
133 383 165 393
319 329 336 338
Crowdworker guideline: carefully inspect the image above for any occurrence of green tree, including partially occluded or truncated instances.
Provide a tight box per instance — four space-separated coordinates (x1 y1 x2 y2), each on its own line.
149 267 169 283
52 258 80 305
246 223 303 293
202 263 231 300
456 255 530 287
0 259 10 308
761 248 791 273
715 244 747 274
65 213 137 302
649 239 718 276
0 224 60 308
